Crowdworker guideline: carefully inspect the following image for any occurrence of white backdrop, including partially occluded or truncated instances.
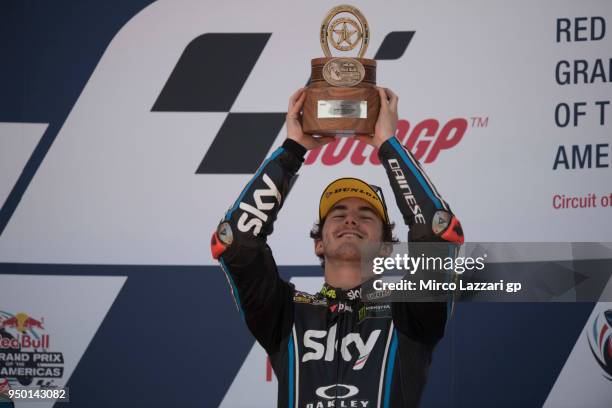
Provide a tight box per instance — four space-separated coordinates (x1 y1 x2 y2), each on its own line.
1 1 611 407
1 0 610 266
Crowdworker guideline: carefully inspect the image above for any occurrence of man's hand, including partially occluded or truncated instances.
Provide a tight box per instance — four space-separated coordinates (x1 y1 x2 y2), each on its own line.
355 87 399 148
287 88 335 150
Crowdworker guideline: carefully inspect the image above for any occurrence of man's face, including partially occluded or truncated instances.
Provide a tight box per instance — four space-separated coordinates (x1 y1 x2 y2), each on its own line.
315 197 384 263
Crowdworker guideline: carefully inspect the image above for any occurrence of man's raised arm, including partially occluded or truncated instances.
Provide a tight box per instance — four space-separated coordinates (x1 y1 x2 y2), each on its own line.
360 87 464 345
210 89 333 353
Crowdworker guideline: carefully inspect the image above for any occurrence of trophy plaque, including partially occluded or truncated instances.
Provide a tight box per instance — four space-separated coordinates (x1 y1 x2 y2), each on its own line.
302 5 379 135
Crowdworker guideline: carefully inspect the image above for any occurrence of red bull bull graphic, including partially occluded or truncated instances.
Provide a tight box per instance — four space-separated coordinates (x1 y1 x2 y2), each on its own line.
1 313 44 333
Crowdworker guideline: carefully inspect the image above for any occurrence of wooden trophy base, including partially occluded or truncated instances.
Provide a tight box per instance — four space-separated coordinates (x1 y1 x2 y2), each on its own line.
302 58 379 136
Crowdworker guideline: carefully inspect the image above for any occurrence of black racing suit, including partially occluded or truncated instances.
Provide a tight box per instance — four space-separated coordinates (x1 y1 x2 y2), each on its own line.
212 137 464 408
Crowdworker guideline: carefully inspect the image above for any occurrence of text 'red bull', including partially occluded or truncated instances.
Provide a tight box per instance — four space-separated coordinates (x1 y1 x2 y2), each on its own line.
0 334 50 350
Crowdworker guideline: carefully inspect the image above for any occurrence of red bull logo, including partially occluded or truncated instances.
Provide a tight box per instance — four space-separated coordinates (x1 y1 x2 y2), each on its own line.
0 311 62 386
1 313 44 333
1 312 49 349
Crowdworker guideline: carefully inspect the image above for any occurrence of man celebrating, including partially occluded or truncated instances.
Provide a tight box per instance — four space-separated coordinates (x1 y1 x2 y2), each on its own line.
211 87 464 407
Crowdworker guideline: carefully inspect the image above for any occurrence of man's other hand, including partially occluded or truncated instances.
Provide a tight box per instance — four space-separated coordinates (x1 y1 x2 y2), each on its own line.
287 88 335 150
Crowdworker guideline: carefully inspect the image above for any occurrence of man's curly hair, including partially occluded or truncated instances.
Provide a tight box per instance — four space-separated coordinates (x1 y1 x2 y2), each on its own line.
310 218 399 267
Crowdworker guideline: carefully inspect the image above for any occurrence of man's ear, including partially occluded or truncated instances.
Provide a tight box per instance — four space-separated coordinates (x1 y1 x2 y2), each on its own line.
314 239 324 257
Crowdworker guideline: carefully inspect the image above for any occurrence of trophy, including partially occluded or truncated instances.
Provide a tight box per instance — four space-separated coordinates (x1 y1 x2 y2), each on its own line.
302 5 379 135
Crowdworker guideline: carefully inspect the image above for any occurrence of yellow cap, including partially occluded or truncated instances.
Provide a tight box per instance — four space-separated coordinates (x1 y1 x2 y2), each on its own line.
319 178 389 223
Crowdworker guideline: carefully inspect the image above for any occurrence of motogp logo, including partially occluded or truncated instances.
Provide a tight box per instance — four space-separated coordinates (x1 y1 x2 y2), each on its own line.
587 309 612 380
304 118 468 166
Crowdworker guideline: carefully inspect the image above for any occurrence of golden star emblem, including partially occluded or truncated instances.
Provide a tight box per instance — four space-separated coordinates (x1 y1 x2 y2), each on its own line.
333 22 357 47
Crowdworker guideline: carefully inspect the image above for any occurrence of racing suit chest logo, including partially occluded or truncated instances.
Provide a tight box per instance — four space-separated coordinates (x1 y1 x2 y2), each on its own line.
302 323 381 370
236 173 281 236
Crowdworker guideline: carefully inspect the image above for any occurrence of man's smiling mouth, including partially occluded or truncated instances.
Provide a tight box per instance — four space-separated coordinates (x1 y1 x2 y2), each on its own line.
337 231 364 239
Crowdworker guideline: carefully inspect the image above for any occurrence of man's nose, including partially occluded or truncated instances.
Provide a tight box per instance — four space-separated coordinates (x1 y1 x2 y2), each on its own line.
344 214 358 225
